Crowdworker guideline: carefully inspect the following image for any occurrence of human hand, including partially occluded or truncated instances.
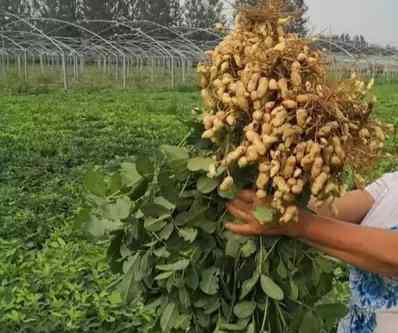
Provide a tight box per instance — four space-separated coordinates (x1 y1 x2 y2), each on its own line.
224 190 303 238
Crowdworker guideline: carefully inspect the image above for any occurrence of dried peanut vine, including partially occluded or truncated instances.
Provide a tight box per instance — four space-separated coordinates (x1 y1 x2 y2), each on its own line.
198 1 390 223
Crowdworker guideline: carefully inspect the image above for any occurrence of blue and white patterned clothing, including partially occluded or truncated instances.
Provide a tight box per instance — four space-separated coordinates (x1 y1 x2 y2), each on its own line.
338 172 398 333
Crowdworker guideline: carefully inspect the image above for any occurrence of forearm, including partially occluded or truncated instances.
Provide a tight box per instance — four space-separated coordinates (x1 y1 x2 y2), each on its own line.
292 211 398 277
309 190 374 224
303 240 398 277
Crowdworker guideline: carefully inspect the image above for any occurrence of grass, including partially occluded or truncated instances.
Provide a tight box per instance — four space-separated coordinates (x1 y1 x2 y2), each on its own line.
0 83 397 332
0 88 198 332
0 65 198 94
0 89 198 241
366 84 398 179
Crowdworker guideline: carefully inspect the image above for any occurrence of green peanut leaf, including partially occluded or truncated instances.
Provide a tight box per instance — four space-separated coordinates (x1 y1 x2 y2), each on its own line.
277 259 288 279
241 240 257 258
160 145 189 162
246 322 255 333
187 157 214 172
156 259 190 272
178 228 198 243
194 218 217 234
197 176 219 194
84 214 122 239
253 206 274 223
299 311 321 333
154 247 170 258
316 303 348 327
108 291 122 305
160 303 178 332
240 271 260 300
144 216 168 232
260 275 284 301
135 156 154 178
104 196 131 220
109 173 122 194
84 169 107 197
220 318 250 330
155 271 174 281
154 196 176 211
120 162 142 187
178 287 191 309
141 203 171 218
225 237 241 258
289 278 299 300
159 223 174 240
174 313 192 330
200 267 219 295
203 300 220 315
233 301 256 319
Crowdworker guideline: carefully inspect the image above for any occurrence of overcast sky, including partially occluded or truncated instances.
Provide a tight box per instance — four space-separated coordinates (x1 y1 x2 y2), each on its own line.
224 1 397 47
306 0 397 47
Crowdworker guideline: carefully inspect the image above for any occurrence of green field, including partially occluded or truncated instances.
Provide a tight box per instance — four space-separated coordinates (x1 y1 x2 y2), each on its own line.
1 84 397 332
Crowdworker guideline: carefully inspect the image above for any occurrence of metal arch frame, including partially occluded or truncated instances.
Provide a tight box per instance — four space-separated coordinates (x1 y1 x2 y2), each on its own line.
4 12 71 89
0 13 397 89
29 17 127 86
84 19 178 86
132 19 204 57
0 31 29 79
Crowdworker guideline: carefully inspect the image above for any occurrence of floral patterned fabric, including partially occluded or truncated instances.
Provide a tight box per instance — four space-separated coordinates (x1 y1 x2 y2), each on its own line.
338 228 398 333
337 173 398 333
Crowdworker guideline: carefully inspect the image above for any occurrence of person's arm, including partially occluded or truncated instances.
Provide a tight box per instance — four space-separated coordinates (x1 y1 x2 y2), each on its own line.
304 240 397 277
225 190 398 278
296 212 398 277
309 189 374 224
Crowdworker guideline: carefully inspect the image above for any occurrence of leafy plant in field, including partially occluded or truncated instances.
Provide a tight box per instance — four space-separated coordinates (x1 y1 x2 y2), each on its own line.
2 86 395 332
0 236 156 333
78 142 347 332
0 89 196 332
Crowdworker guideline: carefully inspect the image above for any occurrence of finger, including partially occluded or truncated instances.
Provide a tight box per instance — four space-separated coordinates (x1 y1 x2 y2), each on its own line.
230 198 252 211
237 190 257 204
224 223 260 236
227 202 257 224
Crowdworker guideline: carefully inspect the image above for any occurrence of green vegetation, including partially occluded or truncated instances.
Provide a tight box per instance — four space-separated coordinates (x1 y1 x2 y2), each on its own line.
79 144 348 333
0 84 397 332
0 89 197 332
0 66 198 95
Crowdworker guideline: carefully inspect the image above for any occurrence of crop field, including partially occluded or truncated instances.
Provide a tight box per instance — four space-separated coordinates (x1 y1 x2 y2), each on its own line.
0 83 397 332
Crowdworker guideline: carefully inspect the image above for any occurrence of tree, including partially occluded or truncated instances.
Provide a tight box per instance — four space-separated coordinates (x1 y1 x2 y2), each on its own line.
133 0 183 27
112 0 133 20
80 0 115 35
183 0 225 28
0 0 31 15
353 35 360 48
34 0 80 36
359 35 367 49
234 0 308 36
0 0 32 28
286 0 308 36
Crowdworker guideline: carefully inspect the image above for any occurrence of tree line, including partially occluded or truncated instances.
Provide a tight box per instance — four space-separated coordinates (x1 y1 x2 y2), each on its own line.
0 0 308 35
0 0 224 32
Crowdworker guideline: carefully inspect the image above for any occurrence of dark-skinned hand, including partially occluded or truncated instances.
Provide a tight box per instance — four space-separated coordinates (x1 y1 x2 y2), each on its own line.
224 190 303 238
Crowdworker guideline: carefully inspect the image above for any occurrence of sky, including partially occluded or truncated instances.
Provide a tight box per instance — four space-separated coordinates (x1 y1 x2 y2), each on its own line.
306 0 397 47
223 0 397 47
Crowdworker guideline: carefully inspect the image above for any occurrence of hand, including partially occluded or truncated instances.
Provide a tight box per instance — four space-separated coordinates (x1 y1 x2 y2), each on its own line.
224 190 303 238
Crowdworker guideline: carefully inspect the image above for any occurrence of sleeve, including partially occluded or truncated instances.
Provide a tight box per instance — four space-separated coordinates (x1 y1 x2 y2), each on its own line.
365 174 389 203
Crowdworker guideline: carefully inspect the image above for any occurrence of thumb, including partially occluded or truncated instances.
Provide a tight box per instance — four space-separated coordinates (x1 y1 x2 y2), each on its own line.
224 222 257 236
